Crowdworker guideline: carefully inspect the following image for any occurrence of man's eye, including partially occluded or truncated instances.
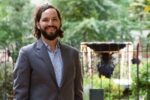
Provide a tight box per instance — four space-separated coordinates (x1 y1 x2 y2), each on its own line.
52 18 57 21
42 19 49 22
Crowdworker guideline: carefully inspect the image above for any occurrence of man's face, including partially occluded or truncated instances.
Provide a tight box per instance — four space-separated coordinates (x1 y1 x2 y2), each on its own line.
37 8 61 40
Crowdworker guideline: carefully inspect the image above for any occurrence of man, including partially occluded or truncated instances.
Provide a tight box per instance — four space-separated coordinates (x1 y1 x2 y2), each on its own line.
13 4 83 100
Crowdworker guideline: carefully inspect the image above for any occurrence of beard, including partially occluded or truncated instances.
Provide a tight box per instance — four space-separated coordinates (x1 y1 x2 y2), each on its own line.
40 26 61 40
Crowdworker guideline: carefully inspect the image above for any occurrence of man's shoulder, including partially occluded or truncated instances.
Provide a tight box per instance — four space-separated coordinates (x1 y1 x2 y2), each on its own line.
61 43 79 53
20 42 36 53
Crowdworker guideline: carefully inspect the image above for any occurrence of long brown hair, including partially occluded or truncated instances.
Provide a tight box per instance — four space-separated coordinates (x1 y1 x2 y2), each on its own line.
33 4 63 39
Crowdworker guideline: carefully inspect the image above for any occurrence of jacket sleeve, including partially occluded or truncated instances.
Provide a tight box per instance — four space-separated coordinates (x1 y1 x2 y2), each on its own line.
13 47 31 100
74 51 83 100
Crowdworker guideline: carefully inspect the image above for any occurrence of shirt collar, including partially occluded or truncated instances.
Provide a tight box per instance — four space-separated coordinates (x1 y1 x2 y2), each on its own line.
42 39 60 53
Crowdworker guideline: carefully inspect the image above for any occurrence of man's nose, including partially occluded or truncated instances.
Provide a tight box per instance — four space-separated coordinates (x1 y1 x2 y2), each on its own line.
48 20 54 25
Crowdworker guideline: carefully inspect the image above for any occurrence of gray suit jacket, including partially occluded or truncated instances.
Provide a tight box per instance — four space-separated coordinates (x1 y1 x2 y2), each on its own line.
13 39 83 100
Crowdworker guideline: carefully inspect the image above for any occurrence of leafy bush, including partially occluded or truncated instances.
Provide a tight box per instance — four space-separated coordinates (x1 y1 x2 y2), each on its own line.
131 59 150 99
83 74 124 100
0 62 13 99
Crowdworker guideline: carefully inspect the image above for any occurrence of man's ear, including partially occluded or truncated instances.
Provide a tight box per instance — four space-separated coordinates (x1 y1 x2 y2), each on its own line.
36 22 40 29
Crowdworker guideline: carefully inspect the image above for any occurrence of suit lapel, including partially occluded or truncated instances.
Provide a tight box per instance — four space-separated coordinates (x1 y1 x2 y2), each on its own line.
60 44 69 87
35 39 57 85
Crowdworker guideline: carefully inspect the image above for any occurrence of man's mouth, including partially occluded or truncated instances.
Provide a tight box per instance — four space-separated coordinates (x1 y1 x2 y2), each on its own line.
46 26 57 33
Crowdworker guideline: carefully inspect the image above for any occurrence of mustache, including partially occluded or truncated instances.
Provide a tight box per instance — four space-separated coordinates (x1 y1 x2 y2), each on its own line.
45 26 57 30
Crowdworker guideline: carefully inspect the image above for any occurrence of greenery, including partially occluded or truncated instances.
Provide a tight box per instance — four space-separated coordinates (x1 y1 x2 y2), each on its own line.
83 75 124 100
52 0 132 47
52 0 150 48
0 0 34 62
0 62 13 99
131 60 150 99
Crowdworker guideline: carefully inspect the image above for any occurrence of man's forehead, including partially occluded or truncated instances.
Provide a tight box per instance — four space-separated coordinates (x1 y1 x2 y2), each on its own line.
42 8 57 15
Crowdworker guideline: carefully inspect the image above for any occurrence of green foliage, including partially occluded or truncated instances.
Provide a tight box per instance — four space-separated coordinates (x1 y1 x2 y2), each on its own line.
0 62 13 99
62 18 133 48
52 0 110 21
83 74 124 100
51 0 140 48
128 0 150 29
0 0 34 62
131 60 150 99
